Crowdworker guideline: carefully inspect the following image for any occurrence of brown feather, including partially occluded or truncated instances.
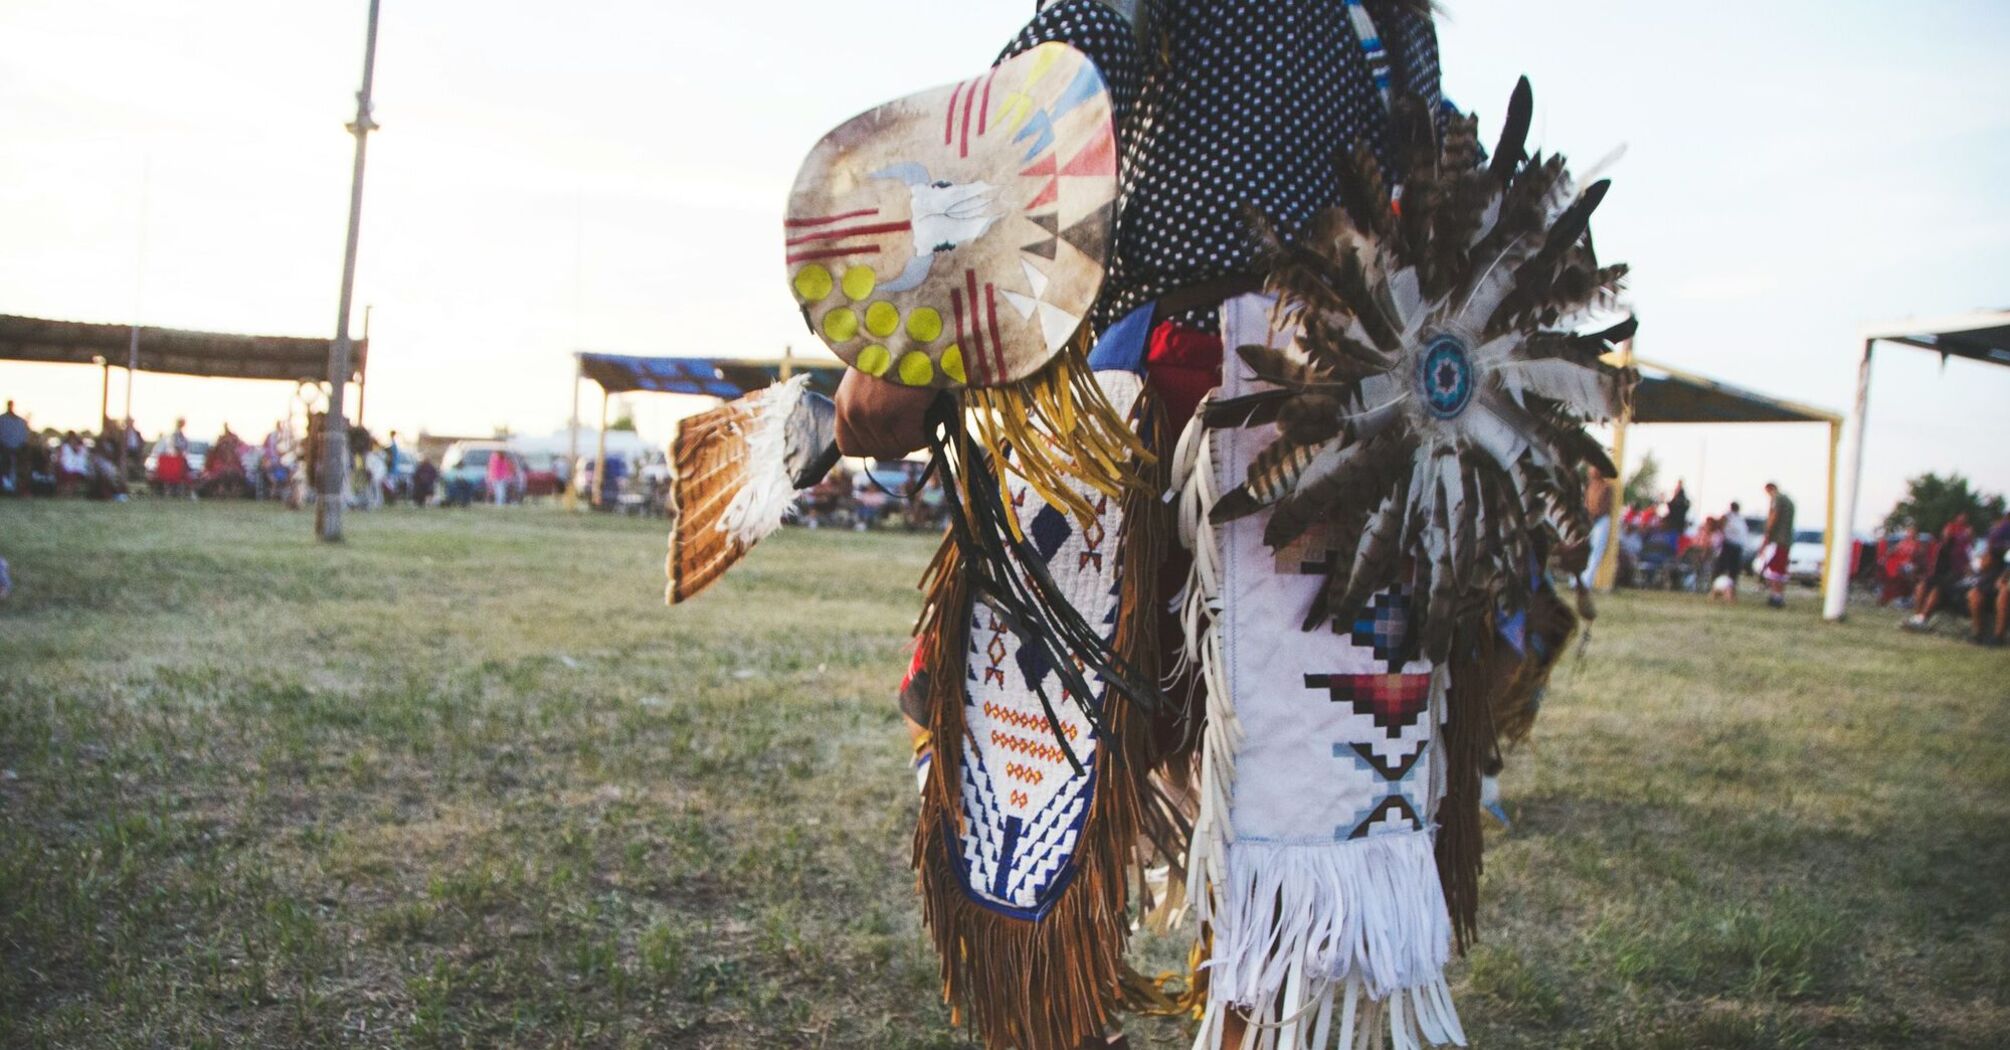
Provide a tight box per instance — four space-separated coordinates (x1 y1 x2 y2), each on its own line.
1279 393 1346 445
1263 424 1414 550
1334 141 1393 243
1318 480 1409 632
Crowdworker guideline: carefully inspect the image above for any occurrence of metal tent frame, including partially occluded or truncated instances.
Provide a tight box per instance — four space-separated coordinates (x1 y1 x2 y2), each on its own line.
1592 347 1843 592
1822 310 2010 620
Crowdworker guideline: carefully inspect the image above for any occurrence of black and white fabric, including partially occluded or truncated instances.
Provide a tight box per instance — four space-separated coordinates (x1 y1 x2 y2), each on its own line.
1003 0 1447 333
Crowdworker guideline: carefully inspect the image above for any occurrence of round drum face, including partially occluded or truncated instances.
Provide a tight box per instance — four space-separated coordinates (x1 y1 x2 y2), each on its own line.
785 43 1117 389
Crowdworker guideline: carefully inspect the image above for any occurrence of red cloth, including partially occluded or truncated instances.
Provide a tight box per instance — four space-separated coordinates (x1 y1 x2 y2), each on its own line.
155 452 188 484
1145 321 1224 430
1766 542 1791 578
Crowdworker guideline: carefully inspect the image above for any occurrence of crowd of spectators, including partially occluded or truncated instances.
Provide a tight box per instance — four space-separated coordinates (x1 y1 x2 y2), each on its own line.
1585 475 1804 610
1894 510 2010 646
0 398 393 508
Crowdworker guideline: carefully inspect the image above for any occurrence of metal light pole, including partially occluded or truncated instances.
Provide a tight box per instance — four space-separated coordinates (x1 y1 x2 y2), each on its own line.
317 0 382 542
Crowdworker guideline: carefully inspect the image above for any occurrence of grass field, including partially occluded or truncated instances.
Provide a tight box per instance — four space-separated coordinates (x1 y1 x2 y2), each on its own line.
1 500 2005 1049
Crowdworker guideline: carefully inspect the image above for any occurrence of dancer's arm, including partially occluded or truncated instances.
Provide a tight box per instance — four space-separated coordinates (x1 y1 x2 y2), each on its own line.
833 371 934 459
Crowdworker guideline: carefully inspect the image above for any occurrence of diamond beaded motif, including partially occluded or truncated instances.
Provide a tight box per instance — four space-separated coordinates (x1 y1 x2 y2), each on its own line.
955 372 1142 916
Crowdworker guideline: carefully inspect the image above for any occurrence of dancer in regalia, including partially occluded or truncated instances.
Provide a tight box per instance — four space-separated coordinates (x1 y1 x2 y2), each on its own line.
667 2 1634 1046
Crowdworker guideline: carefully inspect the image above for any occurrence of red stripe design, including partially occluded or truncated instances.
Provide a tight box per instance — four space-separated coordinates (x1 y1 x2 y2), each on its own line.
984 283 1008 382
978 70 996 136
952 287 980 383
785 245 880 264
964 269 985 367
945 81 964 146
784 220 909 247
959 78 976 157
784 208 877 229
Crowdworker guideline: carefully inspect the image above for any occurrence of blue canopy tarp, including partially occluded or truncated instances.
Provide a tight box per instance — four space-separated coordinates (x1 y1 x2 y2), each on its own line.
576 353 842 400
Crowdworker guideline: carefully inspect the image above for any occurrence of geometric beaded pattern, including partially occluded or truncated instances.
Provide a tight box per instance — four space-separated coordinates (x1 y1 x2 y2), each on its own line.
956 371 1142 917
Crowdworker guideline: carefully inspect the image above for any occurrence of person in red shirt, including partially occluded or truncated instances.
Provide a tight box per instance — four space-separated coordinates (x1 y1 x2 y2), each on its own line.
1903 513 1973 631
1878 524 1926 606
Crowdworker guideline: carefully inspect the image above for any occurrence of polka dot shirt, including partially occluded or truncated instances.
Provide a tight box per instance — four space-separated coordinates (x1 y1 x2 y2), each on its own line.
1002 0 1447 333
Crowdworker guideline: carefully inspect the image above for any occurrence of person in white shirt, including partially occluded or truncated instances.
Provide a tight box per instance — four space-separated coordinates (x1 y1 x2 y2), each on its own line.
1717 501 1751 598
55 431 92 496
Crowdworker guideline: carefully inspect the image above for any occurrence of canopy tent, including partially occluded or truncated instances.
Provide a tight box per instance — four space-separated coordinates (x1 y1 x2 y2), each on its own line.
0 314 361 383
1823 310 2010 620
1592 350 1843 591
0 313 364 470
576 352 842 400
566 349 843 506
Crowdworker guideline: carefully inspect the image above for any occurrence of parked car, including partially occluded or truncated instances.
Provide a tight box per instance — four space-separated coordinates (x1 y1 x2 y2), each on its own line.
518 452 564 499
1785 528 1826 584
438 441 528 506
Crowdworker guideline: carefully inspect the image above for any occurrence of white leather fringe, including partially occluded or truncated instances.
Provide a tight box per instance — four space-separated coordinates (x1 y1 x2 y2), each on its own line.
1170 412 1466 1050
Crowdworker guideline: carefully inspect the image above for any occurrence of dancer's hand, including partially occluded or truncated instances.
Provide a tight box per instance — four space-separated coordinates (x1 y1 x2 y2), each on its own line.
835 371 935 459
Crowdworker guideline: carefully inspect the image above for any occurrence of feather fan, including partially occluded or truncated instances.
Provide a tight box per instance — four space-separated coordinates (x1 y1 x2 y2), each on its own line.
1208 78 1637 661
665 375 837 603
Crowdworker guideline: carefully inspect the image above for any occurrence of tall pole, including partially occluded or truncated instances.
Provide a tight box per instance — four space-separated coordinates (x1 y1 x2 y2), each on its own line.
355 304 372 428
1593 336 1633 592
120 335 137 475
1824 339 1875 621
594 387 610 510
566 353 582 510
122 160 148 476
317 0 382 542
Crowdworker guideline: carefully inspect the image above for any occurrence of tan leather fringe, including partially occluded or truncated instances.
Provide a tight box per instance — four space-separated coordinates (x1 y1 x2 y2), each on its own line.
964 341 1156 530
911 387 1171 1050
1436 623 1497 954
1439 590 1577 952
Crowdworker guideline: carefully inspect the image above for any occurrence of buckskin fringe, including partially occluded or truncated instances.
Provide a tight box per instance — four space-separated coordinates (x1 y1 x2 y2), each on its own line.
911 388 1172 1050
1435 630 1494 955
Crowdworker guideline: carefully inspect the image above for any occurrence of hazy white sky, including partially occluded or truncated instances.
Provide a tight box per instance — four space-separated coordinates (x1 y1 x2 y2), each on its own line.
3 0 2006 528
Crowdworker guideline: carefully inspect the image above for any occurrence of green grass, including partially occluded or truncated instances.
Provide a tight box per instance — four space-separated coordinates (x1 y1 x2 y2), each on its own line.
1 501 2005 1048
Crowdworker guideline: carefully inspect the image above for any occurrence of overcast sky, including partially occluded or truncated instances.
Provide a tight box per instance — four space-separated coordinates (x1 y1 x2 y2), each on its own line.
3 0 2005 530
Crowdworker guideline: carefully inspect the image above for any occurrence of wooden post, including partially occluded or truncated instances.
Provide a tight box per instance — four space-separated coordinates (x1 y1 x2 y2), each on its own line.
593 386 609 510
317 0 382 543
780 343 794 381
97 358 110 431
565 353 582 510
1593 337 1633 591
120 327 138 475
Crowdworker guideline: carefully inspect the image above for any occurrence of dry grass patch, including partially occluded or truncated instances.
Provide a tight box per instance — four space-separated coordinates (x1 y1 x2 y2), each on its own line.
1 500 2004 1048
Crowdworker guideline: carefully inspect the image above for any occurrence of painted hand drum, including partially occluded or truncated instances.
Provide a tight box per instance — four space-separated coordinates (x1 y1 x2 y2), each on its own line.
785 42 1118 389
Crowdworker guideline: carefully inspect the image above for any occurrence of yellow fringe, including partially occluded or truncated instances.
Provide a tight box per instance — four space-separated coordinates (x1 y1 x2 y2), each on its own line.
1118 936 1211 1021
963 341 1156 530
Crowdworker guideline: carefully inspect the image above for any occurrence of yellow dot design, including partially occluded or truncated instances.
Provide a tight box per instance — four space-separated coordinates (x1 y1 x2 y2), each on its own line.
906 307 943 343
896 350 934 386
821 307 859 343
792 264 832 303
864 301 900 338
939 343 966 384
841 265 876 301
855 344 891 377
